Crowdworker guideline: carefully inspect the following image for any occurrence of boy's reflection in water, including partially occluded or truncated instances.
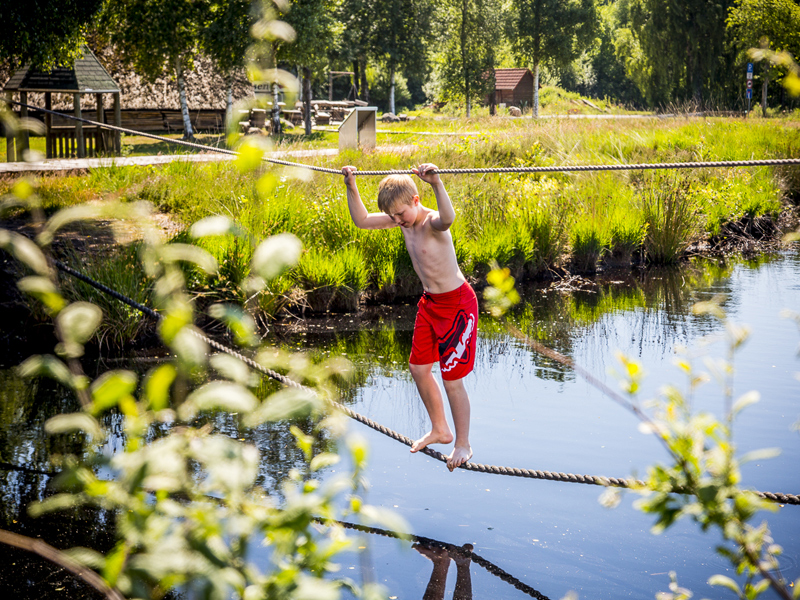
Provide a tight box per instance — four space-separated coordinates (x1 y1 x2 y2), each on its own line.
414 542 473 600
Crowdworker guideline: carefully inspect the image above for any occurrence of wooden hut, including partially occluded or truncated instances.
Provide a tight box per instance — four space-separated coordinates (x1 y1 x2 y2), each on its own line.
492 69 535 107
3 46 121 161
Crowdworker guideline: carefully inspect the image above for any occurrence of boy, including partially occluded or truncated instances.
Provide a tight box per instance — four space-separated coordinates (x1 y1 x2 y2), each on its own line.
342 163 478 471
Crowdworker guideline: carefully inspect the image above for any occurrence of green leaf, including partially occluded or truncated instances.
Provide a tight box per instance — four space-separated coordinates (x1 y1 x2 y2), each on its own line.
732 391 760 417
209 353 253 386
190 216 243 238
708 574 741 594
292 576 339 600
739 448 781 464
145 364 177 411
57 302 103 355
12 179 34 200
160 243 218 275
38 204 105 246
256 173 277 198
0 230 50 276
359 506 411 540
179 381 258 420
91 370 138 414
243 388 319 427
236 139 265 172
170 326 208 369
793 577 800 599
251 233 302 281
103 542 129 587
309 452 340 472
45 413 103 440
16 355 73 387
348 434 369 471
291 425 314 461
28 493 82 517
63 547 106 570
17 275 66 314
208 304 258 347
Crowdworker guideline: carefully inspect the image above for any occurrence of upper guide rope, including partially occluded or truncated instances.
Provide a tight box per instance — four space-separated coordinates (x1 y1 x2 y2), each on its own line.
52 260 800 506
8 101 800 176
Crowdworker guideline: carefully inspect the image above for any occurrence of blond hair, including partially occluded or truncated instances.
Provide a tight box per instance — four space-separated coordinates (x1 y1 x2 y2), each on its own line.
377 175 418 213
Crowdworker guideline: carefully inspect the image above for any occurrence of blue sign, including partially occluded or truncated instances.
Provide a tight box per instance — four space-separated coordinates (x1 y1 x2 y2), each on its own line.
747 62 754 73
747 89 753 99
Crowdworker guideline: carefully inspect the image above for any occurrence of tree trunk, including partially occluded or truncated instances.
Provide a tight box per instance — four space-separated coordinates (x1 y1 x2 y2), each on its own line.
352 60 360 99
175 56 194 141
461 0 469 117
225 73 234 131
303 66 312 136
533 62 540 118
389 65 396 115
489 90 496 116
761 63 769 117
360 57 369 103
272 78 282 136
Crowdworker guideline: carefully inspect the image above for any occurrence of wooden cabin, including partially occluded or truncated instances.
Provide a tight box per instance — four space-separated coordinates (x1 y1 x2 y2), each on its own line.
492 68 535 107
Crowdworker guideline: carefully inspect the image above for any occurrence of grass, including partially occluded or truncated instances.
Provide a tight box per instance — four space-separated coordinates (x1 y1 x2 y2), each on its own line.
2 113 798 334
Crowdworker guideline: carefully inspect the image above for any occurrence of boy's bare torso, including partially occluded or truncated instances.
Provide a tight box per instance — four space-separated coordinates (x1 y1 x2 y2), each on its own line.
401 206 466 294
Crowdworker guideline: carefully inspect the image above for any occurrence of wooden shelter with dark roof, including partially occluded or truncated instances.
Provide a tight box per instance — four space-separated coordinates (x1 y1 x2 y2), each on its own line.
493 68 535 107
3 46 121 161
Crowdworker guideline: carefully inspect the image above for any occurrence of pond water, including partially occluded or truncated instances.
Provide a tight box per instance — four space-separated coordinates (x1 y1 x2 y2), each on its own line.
1 253 799 599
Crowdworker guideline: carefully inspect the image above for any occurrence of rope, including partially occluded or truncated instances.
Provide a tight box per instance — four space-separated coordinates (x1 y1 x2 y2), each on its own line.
8 101 800 176
52 260 800 506
329 518 551 600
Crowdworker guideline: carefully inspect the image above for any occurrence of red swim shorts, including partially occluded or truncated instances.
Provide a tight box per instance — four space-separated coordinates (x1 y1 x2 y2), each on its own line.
409 282 478 380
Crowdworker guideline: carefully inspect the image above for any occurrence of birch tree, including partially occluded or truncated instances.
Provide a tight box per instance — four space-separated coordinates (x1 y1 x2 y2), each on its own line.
511 0 598 117
277 0 339 134
436 0 503 116
201 0 256 124
100 0 206 140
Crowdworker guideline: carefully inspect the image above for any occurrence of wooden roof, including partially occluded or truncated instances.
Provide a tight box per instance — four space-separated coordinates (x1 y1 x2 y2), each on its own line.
494 68 533 91
3 46 120 94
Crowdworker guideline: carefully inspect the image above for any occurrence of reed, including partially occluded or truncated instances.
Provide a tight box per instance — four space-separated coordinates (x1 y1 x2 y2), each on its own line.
640 175 699 265
570 219 607 273
59 243 154 346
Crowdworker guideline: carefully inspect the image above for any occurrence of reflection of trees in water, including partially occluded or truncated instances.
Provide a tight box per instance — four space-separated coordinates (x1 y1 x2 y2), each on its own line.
0 371 117 600
274 259 755 397
475 258 749 383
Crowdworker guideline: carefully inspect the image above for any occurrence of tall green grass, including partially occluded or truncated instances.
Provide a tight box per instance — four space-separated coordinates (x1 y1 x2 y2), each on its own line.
640 175 698 265
3 116 795 329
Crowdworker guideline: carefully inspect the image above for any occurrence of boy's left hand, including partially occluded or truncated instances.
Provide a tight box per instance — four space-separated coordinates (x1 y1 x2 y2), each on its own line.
413 163 441 186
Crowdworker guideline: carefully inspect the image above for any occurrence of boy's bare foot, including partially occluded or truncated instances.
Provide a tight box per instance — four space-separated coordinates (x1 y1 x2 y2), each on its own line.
447 444 472 471
411 429 454 453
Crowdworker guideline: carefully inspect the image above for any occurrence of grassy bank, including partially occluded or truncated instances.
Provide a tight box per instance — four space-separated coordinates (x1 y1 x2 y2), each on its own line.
3 115 798 338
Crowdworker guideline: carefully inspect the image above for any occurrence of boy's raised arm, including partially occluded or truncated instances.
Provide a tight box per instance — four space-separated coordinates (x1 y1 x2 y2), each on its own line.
342 166 396 230
414 163 454 231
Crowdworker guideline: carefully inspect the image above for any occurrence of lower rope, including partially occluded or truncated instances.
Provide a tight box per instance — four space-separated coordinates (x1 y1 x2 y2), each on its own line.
52 260 800 506
329 518 551 600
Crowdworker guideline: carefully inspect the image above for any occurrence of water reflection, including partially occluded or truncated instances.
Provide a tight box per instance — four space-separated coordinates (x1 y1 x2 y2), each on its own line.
0 252 794 599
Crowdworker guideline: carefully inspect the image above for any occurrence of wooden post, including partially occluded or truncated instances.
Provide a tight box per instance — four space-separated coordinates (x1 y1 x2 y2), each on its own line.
45 93 52 158
19 91 29 158
4 92 15 162
74 93 84 158
113 92 121 155
95 93 105 153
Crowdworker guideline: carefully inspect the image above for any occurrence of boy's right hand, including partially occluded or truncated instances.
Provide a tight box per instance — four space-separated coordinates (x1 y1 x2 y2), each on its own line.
342 165 357 186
